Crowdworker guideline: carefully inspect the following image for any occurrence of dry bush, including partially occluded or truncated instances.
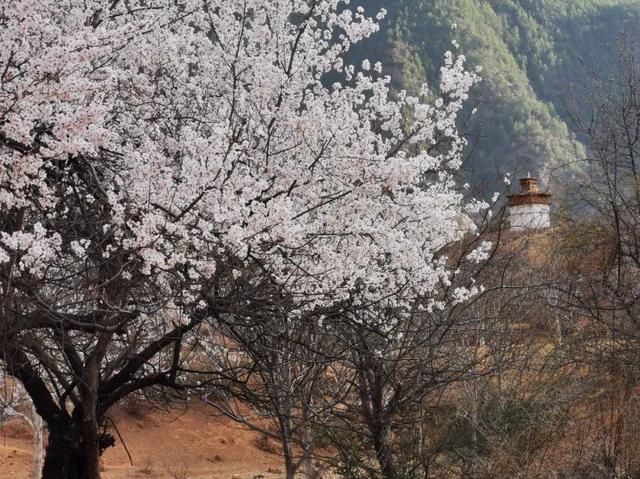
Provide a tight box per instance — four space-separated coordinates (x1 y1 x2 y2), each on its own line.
120 394 148 419
256 433 279 453
139 456 154 475
167 462 191 479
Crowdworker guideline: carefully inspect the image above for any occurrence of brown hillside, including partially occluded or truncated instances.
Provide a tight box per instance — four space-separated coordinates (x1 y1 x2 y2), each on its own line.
0 402 284 479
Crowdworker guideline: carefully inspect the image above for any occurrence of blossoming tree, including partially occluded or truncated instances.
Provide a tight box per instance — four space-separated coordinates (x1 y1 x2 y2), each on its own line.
0 1 479 478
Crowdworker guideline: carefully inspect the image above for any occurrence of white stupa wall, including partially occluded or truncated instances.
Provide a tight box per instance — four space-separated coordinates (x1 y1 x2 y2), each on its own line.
509 203 551 230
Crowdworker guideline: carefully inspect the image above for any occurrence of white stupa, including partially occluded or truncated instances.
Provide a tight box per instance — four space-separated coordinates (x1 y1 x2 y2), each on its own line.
507 174 551 230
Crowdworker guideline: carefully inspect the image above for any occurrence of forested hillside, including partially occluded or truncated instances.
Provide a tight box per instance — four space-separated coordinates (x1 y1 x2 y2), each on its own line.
351 0 640 187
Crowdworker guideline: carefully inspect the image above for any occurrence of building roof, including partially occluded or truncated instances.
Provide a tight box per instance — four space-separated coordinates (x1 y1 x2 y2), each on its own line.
507 175 551 207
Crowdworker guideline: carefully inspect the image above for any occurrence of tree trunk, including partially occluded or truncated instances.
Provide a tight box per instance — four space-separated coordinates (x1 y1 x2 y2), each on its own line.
358 361 398 479
284 454 297 479
30 405 44 479
77 338 108 479
281 422 297 479
41 428 83 479
80 381 102 479
81 414 101 479
301 423 320 479
372 421 397 479
40 420 107 479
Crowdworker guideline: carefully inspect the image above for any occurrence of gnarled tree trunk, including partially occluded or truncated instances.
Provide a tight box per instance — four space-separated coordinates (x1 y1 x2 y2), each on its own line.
42 425 84 479
41 422 113 479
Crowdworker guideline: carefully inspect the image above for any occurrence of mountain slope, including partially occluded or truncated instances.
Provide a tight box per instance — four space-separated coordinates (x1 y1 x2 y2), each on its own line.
350 0 640 187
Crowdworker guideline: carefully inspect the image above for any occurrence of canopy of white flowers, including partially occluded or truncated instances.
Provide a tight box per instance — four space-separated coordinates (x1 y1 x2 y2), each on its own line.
0 0 481 312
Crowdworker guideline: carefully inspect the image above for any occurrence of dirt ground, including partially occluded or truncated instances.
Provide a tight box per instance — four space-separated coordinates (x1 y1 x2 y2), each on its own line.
0 402 285 479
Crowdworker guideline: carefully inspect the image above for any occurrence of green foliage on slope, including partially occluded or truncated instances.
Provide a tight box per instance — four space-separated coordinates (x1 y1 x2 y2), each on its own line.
350 0 640 187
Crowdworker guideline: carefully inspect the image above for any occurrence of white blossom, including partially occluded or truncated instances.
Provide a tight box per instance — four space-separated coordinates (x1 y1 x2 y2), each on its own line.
0 0 482 311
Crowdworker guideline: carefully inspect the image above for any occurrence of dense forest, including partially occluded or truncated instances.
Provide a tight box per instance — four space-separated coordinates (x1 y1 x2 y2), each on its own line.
350 0 640 188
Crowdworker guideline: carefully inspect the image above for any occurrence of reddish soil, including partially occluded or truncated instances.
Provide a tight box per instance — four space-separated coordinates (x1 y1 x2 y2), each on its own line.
0 402 284 479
